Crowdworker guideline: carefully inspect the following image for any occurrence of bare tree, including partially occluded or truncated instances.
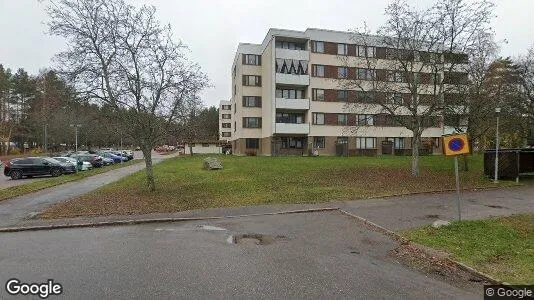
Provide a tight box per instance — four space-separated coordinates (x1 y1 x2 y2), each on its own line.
45 0 208 191
341 0 494 176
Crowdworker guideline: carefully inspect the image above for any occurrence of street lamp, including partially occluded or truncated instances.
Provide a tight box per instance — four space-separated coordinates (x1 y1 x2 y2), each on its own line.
494 107 501 183
70 124 82 153
43 124 48 153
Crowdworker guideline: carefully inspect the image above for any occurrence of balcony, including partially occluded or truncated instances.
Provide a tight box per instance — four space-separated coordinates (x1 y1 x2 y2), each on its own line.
275 123 310 134
275 98 310 110
275 73 309 86
275 48 310 61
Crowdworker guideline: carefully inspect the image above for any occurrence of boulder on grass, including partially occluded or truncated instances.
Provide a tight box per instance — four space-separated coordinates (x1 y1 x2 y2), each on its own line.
203 157 223 170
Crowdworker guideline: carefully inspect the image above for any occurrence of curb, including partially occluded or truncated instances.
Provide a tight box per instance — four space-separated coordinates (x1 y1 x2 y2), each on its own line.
338 209 506 285
0 207 339 233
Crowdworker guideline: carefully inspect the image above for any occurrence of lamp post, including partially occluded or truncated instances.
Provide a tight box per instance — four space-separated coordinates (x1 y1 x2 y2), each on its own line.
70 124 82 153
43 124 48 153
494 107 501 183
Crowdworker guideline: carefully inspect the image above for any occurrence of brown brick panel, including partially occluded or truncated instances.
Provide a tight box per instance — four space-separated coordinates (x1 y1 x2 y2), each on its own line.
324 89 337 102
325 42 337 55
376 69 387 81
348 67 356 80
376 47 387 59
347 114 356 126
325 65 338 78
347 44 356 56
325 113 338 125
403 94 411 105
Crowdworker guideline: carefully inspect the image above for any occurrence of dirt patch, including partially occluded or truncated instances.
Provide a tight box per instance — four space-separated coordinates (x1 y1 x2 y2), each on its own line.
392 243 490 288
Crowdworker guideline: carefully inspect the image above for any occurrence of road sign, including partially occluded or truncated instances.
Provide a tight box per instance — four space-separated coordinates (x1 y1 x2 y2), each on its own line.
443 133 470 156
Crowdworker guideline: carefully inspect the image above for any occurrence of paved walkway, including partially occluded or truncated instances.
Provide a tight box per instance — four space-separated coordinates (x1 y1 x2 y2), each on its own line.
9 184 534 231
0 151 179 227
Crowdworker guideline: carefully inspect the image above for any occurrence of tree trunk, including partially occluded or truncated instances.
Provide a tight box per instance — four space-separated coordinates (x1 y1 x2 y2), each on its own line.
142 147 156 192
189 144 193 156
411 134 421 177
462 155 469 172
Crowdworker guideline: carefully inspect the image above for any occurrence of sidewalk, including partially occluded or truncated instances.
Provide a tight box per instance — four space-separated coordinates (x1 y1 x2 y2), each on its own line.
8 184 534 230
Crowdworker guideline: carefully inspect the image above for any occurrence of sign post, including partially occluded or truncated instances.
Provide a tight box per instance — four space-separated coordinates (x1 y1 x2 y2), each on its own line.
442 133 470 221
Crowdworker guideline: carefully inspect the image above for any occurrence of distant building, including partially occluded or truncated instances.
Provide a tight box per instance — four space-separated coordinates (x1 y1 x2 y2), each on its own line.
220 28 468 156
184 141 224 155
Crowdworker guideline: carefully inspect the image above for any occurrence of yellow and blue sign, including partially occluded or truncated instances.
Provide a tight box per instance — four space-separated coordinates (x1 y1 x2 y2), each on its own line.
442 133 470 156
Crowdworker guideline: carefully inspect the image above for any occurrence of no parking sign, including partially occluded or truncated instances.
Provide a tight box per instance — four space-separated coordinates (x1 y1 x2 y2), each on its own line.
443 133 470 156
442 133 470 221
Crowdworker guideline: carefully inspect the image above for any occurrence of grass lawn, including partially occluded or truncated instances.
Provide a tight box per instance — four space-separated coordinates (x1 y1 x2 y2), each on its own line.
40 154 518 219
0 159 142 201
403 214 534 284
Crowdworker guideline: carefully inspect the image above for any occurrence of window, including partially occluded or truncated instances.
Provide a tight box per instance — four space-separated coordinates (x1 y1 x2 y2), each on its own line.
232 65 236 78
276 113 305 124
313 137 325 149
275 41 305 50
243 96 261 107
386 93 404 105
357 114 375 126
245 138 259 149
222 123 231 128
243 117 261 128
337 90 348 101
222 114 231 119
387 137 405 149
313 89 325 101
357 68 375 80
234 121 236 131
221 105 231 110
356 91 375 102
202 143 210 147
313 113 325 125
337 43 348 55
276 89 305 99
337 137 348 144
387 71 405 82
313 65 325 77
280 137 305 149
357 46 375 57
233 85 236 95
243 54 260 65
243 75 261 86
313 41 324 53
338 67 348 79
190 143 196 147
356 137 376 149
337 114 348 125
222 132 231 137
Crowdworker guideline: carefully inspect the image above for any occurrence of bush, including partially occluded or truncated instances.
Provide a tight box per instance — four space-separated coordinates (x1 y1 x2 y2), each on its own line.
245 150 257 156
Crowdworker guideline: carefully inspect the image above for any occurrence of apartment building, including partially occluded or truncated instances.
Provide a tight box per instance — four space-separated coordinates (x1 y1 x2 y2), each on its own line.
222 28 468 156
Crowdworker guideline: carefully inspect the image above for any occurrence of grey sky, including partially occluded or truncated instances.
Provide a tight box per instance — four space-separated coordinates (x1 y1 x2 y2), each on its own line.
1 0 533 107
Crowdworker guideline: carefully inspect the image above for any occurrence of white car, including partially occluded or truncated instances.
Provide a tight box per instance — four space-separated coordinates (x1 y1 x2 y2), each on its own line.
53 157 93 171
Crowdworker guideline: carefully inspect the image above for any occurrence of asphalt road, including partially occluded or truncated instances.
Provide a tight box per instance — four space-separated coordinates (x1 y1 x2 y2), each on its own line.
0 211 481 299
0 151 175 227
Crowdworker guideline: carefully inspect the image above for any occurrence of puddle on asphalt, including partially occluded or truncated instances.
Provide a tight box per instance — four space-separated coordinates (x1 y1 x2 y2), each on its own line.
227 234 274 245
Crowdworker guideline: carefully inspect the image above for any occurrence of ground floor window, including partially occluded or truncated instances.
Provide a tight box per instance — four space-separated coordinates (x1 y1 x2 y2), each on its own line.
280 137 305 149
387 137 405 149
336 137 348 144
313 137 325 148
245 138 259 149
356 137 376 149
202 143 210 147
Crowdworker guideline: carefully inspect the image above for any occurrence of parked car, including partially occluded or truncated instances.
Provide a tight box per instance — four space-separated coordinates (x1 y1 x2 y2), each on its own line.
72 154 103 168
119 150 134 160
3 157 74 179
100 156 114 166
109 151 130 161
98 152 124 163
53 156 93 171
100 148 114 151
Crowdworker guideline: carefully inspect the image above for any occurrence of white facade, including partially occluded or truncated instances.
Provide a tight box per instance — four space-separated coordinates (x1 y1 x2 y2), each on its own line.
184 143 223 155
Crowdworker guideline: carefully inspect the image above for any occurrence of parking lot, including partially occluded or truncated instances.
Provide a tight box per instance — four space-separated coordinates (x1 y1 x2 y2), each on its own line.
0 150 144 189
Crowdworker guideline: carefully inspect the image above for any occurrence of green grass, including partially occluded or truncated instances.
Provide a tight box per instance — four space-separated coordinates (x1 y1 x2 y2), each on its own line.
40 154 519 219
0 159 142 201
404 214 534 284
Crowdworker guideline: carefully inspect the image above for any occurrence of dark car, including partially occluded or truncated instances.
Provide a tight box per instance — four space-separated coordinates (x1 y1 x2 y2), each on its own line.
3 157 74 180
72 154 104 168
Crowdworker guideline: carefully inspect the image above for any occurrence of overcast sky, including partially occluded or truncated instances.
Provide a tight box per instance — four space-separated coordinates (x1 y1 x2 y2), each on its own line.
1 0 533 107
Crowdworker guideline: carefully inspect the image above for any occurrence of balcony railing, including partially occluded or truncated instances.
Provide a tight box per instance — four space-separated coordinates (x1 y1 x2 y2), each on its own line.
275 123 310 134
275 73 310 86
275 98 310 110
275 48 310 61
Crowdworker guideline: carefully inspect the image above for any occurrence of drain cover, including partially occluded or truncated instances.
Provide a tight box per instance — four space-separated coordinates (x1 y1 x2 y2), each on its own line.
227 234 274 245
